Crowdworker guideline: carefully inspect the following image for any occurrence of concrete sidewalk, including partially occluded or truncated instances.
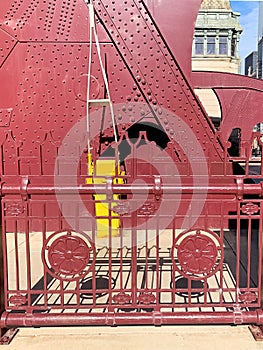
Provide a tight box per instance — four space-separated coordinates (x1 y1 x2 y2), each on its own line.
6 325 263 350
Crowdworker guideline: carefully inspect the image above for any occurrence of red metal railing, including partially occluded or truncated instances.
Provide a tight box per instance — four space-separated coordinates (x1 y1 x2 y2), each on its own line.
1 0 263 340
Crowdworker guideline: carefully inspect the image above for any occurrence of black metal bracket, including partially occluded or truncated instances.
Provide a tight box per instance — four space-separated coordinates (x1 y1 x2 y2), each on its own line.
0 328 19 345
249 325 263 341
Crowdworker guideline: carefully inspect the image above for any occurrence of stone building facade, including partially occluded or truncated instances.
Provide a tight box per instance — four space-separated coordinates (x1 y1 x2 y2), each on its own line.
192 0 242 122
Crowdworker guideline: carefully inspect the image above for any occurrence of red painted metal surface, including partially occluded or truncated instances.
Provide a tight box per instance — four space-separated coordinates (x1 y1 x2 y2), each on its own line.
0 0 263 333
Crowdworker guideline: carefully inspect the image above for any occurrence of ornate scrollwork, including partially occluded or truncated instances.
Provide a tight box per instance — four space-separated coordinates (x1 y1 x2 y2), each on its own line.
113 292 132 305
5 203 25 216
239 291 257 304
172 229 223 280
241 202 259 215
42 230 95 281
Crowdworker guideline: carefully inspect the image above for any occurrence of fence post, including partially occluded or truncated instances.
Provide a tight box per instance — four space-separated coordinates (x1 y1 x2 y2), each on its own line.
0 222 5 337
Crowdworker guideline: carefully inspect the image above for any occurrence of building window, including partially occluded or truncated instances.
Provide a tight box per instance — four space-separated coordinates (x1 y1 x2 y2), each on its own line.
231 38 236 56
219 36 228 55
207 36 216 54
195 36 204 55
193 34 232 57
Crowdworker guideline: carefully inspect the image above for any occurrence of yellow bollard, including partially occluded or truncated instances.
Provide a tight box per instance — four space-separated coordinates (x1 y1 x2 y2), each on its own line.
87 155 122 238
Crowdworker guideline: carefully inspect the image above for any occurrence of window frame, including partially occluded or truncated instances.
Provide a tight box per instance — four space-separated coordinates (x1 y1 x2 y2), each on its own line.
195 36 205 55
207 36 216 55
219 36 228 55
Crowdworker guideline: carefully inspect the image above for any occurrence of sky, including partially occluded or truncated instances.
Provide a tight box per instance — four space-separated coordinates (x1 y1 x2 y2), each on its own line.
230 0 259 71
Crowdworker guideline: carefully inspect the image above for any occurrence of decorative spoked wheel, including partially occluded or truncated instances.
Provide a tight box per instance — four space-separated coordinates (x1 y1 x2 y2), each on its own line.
42 230 95 281
172 228 223 280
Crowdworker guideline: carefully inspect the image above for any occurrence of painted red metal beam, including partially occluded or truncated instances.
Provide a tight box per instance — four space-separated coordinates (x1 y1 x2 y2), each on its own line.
1 182 263 196
192 71 263 92
191 71 263 147
1 310 263 327
144 0 202 81
92 0 224 161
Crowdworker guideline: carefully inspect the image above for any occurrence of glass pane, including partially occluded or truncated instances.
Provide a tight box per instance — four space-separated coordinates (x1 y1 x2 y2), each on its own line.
207 37 215 55
219 37 228 55
195 37 204 55
231 39 236 56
